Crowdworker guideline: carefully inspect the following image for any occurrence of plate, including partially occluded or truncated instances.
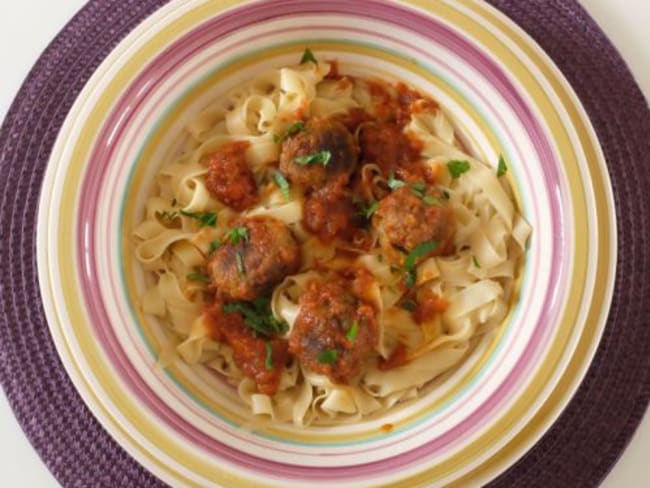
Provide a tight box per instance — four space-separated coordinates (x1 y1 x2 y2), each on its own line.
36 0 616 486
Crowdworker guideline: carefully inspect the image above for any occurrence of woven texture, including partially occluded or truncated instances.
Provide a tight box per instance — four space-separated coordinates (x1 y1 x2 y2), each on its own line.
0 0 648 487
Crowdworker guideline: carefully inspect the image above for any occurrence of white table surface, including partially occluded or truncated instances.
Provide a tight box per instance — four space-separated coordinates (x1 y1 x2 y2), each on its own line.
1 1 648 487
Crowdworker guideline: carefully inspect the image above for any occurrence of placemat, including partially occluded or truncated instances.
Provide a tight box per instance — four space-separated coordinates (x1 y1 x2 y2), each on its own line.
0 1 648 487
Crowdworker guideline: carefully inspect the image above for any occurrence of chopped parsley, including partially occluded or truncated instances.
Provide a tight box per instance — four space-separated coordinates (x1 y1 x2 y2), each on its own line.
186 272 210 283
447 160 470 179
401 300 417 312
317 349 339 364
235 251 245 276
387 174 435 202
422 195 441 206
357 199 379 220
208 240 221 254
265 342 274 370
294 150 331 166
226 226 249 245
497 155 508 177
223 296 288 338
300 48 318 65
272 171 291 201
473 255 481 268
403 240 439 287
180 210 217 227
274 121 306 144
346 320 360 341
442 190 451 201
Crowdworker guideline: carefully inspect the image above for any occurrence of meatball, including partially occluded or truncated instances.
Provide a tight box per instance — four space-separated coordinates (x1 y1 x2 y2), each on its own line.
289 270 378 383
302 177 360 242
359 122 422 174
206 141 258 211
208 216 301 300
373 186 455 260
279 117 358 190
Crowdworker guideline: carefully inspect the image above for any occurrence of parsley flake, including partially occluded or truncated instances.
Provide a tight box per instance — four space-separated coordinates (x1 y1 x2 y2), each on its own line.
223 297 288 337
226 226 249 245
294 150 331 166
447 160 470 179
497 155 508 177
403 240 439 287
346 321 360 341
208 240 221 254
300 48 318 65
318 349 338 364
180 210 217 227
275 121 305 144
358 200 379 220
272 171 291 201
265 342 274 370
473 255 481 268
401 300 417 312
422 195 441 206
186 272 210 283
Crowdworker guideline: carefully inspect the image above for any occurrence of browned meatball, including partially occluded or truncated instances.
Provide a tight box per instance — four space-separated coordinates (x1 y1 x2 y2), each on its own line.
302 176 360 243
206 141 258 211
279 117 358 190
358 122 422 175
373 186 455 260
289 269 378 383
208 216 301 300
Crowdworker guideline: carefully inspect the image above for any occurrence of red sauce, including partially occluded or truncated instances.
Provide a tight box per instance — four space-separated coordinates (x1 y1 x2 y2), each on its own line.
205 304 288 395
302 176 360 243
206 141 258 211
358 122 423 176
378 343 409 371
337 107 374 133
413 290 448 324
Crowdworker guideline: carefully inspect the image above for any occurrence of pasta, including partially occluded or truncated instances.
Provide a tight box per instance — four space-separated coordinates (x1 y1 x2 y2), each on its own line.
133 50 531 426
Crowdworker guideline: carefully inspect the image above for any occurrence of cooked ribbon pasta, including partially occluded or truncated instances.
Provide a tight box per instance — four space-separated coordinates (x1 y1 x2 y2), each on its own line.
134 51 531 426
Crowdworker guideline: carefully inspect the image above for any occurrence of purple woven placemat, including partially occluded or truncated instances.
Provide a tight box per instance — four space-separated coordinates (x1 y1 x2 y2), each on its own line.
0 0 648 487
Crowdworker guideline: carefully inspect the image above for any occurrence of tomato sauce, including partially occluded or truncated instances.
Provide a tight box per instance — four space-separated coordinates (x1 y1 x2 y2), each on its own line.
205 304 288 395
206 141 258 211
413 290 448 324
378 343 409 371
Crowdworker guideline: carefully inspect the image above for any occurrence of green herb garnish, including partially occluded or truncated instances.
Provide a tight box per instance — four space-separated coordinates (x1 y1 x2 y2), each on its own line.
358 200 379 220
387 174 434 202
272 171 291 201
223 297 288 337
401 300 417 312
275 121 306 144
473 255 481 268
235 251 245 276
186 272 210 283
497 155 508 177
403 240 439 287
447 160 470 179
346 320 360 341
208 240 221 254
442 190 450 200
300 48 318 65
318 349 339 364
265 342 274 370
226 226 249 245
294 150 331 166
180 210 217 227
422 195 441 206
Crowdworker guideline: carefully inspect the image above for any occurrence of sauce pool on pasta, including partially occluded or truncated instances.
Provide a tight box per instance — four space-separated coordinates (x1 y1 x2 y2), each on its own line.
133 49 531 426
